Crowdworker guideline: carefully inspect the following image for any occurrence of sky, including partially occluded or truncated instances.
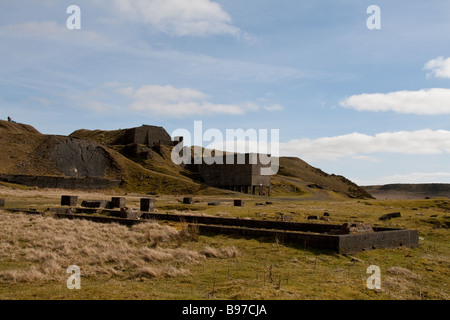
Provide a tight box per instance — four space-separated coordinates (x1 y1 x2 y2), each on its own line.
1 0 450 186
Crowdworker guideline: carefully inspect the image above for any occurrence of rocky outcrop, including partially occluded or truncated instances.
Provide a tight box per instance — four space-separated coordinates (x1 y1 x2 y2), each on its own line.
51 137 114 177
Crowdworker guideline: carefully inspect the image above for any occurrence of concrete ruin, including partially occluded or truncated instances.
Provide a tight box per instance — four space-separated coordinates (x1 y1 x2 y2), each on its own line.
192 223 418 254
117 207 142 219
140 198 155 212
111 197 126 209
61 195 78 207
47 200 419 253
114 125 172 146
81 200 109 209
0 174 121 190
198 153 272 196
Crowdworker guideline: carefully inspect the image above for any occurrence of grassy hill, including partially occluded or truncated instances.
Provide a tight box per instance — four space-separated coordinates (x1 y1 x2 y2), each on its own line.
276 157 373 199
0 120 219 195
364 184 450 200
0 120 372 198
70 127 372 199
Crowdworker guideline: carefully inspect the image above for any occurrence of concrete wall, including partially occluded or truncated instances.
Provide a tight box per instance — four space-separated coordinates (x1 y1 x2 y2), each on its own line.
198 153 271 188
338 229 419 254
0 174 121 190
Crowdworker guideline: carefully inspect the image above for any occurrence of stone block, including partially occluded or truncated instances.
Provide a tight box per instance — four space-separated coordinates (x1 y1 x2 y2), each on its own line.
61 195 78 206
140 198 155 212
234 200 244 207
111 197 126 209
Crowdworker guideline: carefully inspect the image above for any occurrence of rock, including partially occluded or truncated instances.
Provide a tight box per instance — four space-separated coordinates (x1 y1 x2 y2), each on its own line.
307 215 319 220
323 212 330 217
379 212 401 221
341 223 374 234
51 137 112 178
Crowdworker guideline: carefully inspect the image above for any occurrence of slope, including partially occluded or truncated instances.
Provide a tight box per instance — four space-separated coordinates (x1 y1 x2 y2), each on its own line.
276 157 374 199
70 127 373 199
0 120 219 194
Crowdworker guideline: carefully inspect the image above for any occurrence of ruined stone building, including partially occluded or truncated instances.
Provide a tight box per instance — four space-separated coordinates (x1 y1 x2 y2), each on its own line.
114 125 173 146
198 153 272 196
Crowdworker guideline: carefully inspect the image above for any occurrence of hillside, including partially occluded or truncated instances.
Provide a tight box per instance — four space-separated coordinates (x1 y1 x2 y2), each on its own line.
0 120 218 194
0 120 372 198
364 184 450 199
276 157 373 199
70 127 373 199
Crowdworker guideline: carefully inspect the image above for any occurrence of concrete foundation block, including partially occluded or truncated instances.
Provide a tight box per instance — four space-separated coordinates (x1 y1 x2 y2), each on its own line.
234 200 244 207
61 195 78 207
49 207 74 215
111 197 126 209
119 207 142 219
140 198 155 212
81 200 109 208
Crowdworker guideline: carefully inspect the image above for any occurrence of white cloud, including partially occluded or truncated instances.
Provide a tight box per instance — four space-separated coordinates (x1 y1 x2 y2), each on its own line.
65 90 110 113
109 0 240 37
279 130 450 161
118 84 251 117
424 56 450 79
0 21 110 46
340 88 450 115
264 104 284 112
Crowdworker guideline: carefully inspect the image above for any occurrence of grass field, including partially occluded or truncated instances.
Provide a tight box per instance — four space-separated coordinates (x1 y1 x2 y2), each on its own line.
0 186 448 300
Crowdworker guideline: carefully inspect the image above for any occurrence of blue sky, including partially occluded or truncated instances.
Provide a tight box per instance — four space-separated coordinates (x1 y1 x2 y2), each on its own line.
1 0 450 185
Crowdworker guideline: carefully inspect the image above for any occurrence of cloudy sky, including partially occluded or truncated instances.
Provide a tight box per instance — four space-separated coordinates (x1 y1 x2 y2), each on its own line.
1 0 449 185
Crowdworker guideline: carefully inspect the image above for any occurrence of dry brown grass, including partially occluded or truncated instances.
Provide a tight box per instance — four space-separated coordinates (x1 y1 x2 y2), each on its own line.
0 211 237 284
